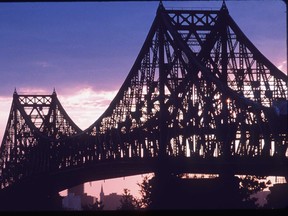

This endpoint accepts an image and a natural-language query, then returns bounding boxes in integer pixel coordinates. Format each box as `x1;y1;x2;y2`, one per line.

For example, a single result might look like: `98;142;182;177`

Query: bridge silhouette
0;1;287;210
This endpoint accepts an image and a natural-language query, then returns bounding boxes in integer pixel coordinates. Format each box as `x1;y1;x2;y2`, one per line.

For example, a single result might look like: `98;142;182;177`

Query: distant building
62;192;82;211
81;193;95;208
68;184;85;196
99;185;122;210
62;184;95;210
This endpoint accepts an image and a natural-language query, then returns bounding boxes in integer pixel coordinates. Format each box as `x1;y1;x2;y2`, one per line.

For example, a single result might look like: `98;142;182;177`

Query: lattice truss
0;91;82;188
57;3;287;166
0;3;287;188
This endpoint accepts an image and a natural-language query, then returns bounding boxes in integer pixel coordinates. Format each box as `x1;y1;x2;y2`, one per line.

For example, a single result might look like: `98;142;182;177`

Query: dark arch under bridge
0;1;287;208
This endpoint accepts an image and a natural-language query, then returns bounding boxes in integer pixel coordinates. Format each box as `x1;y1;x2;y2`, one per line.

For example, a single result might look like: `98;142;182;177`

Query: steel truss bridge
0;2;287;200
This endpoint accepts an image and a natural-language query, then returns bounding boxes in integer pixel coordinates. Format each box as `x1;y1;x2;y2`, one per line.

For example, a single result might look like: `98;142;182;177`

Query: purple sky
0;1;286;96
0;0;287;199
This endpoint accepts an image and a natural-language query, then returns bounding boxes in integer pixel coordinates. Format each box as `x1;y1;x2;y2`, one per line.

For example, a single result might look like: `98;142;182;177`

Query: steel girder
0;3;287;190
0;90;82;189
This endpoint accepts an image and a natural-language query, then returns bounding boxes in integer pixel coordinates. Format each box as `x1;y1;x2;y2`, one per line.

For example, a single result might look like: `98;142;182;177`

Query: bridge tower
149;2;242;209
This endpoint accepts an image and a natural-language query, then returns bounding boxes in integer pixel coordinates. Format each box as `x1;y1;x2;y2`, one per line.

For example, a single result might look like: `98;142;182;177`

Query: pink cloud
58;87;118;130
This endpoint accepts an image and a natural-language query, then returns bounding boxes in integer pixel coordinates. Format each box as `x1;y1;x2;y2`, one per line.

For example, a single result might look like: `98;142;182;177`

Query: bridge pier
266;183;288;209
0;182;63;211
0;191;62;211
149;172;242;210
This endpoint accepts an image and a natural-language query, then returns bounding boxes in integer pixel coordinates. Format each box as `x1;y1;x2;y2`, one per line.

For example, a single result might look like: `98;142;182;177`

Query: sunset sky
0;0;286;199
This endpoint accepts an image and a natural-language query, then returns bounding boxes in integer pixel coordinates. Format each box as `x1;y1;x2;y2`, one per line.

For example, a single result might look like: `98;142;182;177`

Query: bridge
0;1;287;210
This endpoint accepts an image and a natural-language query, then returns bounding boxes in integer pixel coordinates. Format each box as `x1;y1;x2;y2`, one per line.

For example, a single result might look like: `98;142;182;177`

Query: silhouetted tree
137;174;154;209
118;188;140;210
82;198;104;211
238;175;271;208
264;183;288;209
136;174;270;209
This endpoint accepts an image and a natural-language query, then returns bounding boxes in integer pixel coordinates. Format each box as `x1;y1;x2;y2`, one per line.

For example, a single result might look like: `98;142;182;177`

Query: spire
13;88;18;98
157;0;165;14
101;184;104;194
52;87;57;95
100;184;104;202
220;0;229;16
221;0;228;11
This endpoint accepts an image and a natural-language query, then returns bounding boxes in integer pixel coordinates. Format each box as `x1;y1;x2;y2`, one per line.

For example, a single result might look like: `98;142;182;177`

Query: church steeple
100;184;104;202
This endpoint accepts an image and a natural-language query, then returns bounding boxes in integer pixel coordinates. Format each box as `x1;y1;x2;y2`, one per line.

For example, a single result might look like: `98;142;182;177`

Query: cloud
58;87;117;130
277;60;287;74
0;96;13;143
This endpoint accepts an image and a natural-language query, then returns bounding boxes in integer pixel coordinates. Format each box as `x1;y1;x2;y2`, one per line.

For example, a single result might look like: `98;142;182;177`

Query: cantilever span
0;2;287;199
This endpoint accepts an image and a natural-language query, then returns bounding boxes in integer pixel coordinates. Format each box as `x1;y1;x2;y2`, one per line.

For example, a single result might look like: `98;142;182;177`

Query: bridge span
0;1;287;210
